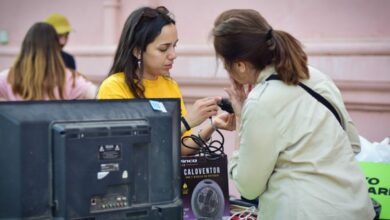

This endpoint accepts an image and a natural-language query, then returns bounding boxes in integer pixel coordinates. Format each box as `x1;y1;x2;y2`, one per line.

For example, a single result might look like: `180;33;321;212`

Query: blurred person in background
97;6;235;155
0;22;96;101
212;9;375;220
45;13;76;70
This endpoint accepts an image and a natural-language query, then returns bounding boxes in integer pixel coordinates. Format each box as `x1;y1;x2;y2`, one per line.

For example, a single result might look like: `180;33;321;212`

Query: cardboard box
181;155;230;220
359;162;390;219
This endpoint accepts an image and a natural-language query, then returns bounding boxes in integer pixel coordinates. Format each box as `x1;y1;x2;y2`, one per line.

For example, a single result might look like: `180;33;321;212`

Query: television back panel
52;120;182;219
0;100;182;220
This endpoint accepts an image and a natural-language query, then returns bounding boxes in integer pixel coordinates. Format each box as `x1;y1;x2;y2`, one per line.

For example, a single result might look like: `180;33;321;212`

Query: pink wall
2;0;389;46
1;0;389;196
0;0;389;141
0;0;104;46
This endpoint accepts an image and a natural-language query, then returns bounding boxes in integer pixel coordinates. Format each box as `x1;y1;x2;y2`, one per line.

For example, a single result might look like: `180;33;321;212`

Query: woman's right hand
185;96;220;128
224;78;247;119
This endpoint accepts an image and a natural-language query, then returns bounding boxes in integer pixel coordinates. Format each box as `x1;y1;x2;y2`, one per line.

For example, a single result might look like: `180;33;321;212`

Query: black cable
181;118;225;160
181;116;191;131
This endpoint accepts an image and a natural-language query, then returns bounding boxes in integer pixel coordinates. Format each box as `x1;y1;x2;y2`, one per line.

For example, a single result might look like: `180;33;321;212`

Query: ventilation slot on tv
64;128;81;139
135;125;150;135
110;126;133;136
81;127;109;138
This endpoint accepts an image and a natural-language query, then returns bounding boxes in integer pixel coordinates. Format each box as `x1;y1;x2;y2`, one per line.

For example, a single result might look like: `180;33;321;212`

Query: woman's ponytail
271;30;309;85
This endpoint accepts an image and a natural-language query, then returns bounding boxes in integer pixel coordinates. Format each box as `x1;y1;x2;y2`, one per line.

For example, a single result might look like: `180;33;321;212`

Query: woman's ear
132;48;141;59
234;61;247;73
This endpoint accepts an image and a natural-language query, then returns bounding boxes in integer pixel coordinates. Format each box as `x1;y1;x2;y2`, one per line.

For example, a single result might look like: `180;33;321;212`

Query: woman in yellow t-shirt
97;6;234;155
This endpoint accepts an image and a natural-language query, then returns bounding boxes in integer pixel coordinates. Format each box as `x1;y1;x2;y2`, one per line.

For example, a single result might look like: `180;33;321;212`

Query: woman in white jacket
212;9;375;220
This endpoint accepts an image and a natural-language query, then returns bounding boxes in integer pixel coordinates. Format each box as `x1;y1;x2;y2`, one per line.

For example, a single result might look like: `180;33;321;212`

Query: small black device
217;98;234;113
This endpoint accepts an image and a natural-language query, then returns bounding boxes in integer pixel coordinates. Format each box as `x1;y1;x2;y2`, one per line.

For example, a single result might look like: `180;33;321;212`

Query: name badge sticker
149;100;167;112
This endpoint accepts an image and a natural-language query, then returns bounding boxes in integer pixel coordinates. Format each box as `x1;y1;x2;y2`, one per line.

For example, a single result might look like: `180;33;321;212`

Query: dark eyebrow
159;39;179;47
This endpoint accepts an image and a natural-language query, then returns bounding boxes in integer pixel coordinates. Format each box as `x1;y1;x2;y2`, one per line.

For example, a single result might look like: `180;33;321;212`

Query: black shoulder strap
266;75;342;127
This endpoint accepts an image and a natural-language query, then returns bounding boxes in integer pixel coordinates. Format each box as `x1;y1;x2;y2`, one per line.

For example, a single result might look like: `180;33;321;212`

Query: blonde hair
8;22;66;100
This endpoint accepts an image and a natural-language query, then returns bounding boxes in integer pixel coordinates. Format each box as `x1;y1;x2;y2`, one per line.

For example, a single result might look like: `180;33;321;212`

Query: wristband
181;117;191;131
210;117;217;130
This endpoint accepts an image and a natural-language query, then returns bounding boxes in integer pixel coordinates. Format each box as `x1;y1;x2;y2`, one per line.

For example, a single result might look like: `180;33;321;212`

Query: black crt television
0;99;182;220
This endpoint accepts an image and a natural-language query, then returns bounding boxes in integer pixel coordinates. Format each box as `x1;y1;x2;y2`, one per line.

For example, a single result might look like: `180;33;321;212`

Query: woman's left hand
213;112;236;131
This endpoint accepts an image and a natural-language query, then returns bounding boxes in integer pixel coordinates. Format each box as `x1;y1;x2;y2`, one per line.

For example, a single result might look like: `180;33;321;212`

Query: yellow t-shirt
97;72;191;136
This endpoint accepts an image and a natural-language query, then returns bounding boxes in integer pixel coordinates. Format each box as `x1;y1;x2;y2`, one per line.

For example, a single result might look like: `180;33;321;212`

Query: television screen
0;99;182;220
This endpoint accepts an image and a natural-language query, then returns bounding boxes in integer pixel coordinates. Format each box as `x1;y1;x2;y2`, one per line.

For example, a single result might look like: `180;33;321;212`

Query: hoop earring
137;59;142;69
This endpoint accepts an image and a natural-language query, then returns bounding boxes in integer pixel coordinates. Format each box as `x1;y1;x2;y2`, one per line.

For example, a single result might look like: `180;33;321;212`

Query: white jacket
229;65;375;220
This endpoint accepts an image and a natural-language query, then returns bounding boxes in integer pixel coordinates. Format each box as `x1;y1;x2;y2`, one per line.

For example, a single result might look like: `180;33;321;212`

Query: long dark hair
109;6;175;98
212;9;308;85
8;22;66;100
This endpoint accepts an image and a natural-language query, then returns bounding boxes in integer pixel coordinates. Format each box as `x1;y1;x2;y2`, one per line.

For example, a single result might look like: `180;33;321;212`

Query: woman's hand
224;77;247;118
213;112;236;131
186;96;220;128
